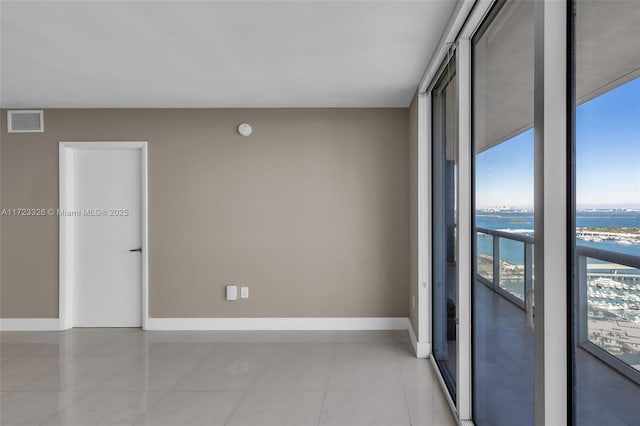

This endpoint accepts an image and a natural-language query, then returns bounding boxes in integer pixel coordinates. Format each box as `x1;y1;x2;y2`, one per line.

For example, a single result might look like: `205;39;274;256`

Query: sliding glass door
432;56;458;400
572;1;640;424
472;1;535;424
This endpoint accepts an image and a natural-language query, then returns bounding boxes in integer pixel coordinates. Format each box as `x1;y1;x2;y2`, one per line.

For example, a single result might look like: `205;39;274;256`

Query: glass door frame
533;1;571;424
417;0;571;424
430;52;459;402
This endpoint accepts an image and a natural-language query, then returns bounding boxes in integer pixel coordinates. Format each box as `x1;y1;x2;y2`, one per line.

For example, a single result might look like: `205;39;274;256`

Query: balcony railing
576;245;640;385
475;227;640;385
476;227;534;310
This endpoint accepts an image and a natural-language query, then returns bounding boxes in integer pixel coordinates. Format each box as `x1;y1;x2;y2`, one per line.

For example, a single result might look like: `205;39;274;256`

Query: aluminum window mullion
456;37;473;424
534;1;569;425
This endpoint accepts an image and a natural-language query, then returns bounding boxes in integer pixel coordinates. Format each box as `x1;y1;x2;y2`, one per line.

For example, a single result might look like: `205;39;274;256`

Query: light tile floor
0;330;456;426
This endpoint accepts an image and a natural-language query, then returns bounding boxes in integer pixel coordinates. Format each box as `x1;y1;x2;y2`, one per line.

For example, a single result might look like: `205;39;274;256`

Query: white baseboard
0;318;62;331
408;320;430;358
145;317;410;331
1;317;411;332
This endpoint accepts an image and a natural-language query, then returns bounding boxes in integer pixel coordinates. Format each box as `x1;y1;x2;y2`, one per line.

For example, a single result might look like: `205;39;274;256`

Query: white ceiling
0;0;458;108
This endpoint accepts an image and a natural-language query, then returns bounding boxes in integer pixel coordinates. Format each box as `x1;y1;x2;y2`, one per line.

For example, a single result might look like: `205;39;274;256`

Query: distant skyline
475;77;640;209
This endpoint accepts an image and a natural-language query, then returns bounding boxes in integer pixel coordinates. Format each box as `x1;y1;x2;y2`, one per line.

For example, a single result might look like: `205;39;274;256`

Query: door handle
129;248;142;252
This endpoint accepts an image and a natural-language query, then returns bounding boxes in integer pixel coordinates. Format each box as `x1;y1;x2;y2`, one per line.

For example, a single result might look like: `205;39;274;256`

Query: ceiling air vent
7;110;44;133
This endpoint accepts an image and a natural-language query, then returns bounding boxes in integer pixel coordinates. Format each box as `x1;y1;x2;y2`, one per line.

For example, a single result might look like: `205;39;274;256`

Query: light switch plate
240;287;249;299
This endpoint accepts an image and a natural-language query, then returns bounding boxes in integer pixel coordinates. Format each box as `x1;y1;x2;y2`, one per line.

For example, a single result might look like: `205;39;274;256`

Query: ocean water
475;210;640;319
475;210;640;260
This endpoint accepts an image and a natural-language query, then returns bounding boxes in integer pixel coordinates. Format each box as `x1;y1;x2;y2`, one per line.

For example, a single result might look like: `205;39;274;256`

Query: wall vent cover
7;110;44;133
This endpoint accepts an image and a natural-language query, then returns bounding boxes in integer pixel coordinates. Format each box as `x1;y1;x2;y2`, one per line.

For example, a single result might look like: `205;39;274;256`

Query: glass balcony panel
586;258;640;372
498;238;525;301
476;232;494;282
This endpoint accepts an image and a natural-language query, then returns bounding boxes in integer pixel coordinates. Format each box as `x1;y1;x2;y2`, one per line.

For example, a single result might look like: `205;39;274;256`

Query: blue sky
475;77;640;209
475;129;534;209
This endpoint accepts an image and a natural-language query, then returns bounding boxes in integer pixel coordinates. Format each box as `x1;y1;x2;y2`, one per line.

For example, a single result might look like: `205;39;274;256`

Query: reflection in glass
472;1;535;425
432;56;458;400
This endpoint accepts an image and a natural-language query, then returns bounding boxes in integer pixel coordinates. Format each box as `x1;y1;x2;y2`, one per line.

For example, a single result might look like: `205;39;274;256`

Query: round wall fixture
238;123;252;137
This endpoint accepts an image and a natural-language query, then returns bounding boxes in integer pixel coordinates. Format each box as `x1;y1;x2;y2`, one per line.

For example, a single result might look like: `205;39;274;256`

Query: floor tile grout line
78;352;148;394
222;387;252;426
401;370;416;426
315;342;337;426
35;389;92;426
126;389;171;426
166;351;211;392
3;331;434;426
70;331;129;357
397;341;417;426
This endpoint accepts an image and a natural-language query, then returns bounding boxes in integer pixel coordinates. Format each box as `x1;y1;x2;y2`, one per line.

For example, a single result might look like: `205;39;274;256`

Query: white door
71;146;143;327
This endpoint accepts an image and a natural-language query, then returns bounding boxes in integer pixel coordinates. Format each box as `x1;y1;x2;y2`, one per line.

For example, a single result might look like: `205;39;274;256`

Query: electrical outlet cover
226;285;238;301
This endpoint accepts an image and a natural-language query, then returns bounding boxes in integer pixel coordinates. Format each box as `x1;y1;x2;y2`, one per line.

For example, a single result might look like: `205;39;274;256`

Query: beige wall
408;93;419;335
1;108;409;319
1;115;60;317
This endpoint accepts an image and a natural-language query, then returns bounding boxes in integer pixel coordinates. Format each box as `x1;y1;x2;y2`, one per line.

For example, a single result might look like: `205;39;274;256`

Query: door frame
59;141;149;330
418;0;570;424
